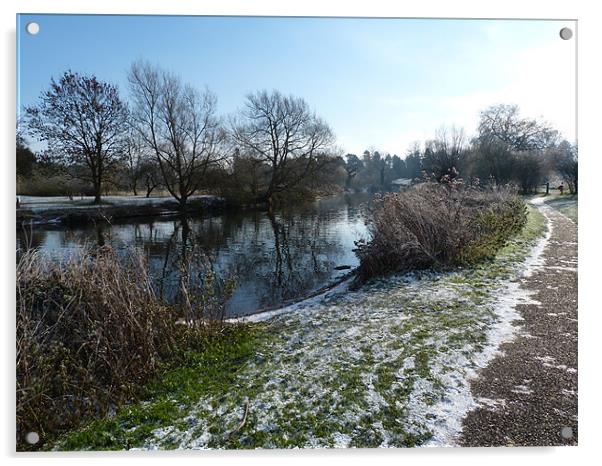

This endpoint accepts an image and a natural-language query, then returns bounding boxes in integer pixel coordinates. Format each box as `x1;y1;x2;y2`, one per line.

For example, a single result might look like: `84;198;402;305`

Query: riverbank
52;202;550;450
16;195;226;227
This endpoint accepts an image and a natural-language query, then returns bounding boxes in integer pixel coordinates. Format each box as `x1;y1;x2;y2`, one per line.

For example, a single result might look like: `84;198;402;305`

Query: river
16;193;372;317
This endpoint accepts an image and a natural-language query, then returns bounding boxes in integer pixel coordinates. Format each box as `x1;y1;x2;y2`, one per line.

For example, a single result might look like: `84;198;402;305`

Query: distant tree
391;155;406;179
355;149;385;191
404;143;423;180
469;137;516;184
16;138;36;178
305;152;346;193
422;126;467;181
379;154;392;188
230;90;336;209
555;141;578;194
128;61;226;210
372;151;387;188
139;159;163;198
513;152;544;193
343;153;363;190
122;127;147;196
478;104;558;151
471;104;563;191
25;71;128;203
225;148;271;202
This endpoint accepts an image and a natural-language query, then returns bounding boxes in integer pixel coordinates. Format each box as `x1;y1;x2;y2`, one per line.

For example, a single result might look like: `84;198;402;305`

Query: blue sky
17;15;576;155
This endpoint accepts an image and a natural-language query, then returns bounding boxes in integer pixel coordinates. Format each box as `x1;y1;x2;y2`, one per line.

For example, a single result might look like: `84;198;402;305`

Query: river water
16;193;372;317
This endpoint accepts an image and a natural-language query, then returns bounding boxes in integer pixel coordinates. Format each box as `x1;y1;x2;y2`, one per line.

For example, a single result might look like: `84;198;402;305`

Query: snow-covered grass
17;194;221;212
55;204;548;451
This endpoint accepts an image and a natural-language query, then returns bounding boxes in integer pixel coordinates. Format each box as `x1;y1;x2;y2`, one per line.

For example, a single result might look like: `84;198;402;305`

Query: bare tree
230;90;336;209
128;61;226;210
513;151;544;193
423;126;467;181
140;159;163;198
478;104;558;151
228;148;267;201
469;137;516;184
25;71;128;204
404;142;424;180
122;127;147;195
555;140;578;194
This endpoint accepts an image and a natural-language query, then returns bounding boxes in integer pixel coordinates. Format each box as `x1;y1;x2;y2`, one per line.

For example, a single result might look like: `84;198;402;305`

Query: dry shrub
354;181;526;284
16;246;227;449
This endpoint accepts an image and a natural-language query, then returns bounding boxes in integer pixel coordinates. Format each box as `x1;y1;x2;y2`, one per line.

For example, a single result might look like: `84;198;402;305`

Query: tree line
17;64;578;209
18;62;338;209
342;105;577;195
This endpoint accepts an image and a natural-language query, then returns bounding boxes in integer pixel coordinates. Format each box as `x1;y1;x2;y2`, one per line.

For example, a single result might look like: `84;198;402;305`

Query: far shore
16;194;227;227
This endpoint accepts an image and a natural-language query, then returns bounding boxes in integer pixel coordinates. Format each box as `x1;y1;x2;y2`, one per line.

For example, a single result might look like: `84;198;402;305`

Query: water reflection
16;194;372;317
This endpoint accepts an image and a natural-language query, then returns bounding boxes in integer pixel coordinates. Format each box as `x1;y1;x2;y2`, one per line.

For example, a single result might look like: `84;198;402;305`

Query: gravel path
461;200;578;446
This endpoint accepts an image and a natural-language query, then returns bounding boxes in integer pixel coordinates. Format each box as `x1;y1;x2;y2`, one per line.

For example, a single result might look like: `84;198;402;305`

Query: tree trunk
90;164;102;204
178;196;188;212
94;155;103;204
93;184;102;204
266;194;274;216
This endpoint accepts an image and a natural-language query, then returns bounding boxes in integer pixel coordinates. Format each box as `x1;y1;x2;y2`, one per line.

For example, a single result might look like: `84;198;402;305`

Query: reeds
354;180;527;284
16;245;228;449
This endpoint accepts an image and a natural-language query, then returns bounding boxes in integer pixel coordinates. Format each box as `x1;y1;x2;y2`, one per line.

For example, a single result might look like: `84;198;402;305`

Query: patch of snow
521;206;553;278
476;397;507;410
401;357;415;372
331;432;352;448
512;384;533;395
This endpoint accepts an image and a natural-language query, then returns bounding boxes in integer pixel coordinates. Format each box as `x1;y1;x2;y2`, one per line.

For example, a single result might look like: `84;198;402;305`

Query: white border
2;1;599;465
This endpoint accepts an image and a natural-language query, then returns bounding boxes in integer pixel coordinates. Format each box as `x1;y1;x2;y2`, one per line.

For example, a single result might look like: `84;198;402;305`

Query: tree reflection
155;215;232;324
16;195;370;317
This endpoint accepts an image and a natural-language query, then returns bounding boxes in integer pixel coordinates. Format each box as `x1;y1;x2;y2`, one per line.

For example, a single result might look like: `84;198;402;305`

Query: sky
16;14;577;156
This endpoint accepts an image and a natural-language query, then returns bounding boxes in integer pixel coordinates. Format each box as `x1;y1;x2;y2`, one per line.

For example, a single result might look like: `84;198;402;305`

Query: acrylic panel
16;14;577;451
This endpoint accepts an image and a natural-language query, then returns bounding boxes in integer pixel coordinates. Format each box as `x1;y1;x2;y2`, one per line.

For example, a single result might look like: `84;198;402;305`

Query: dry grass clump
16;246;228;449
354;180;527;284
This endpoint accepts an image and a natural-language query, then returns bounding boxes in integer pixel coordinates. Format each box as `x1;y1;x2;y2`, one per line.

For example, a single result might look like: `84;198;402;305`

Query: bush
353;180;527;284
17;170;94;197
16;246;229;450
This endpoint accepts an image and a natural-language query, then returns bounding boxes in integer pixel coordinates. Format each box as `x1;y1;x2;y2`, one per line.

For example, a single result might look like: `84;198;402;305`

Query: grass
55;324;264;451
